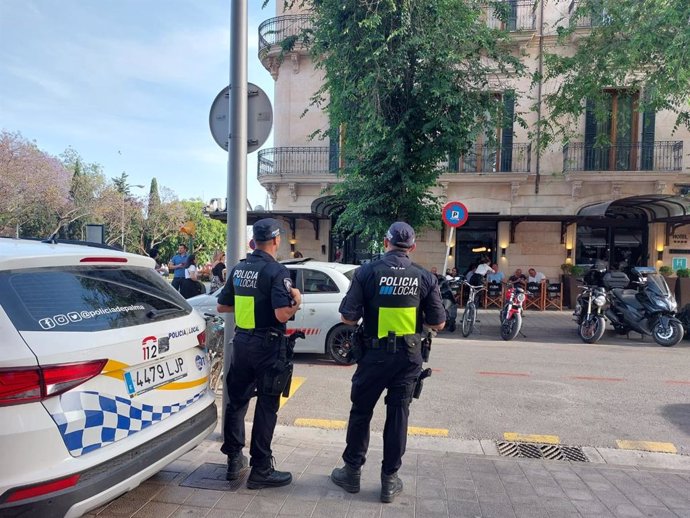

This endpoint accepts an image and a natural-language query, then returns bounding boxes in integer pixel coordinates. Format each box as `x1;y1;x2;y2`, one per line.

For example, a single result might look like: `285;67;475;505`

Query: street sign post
209;83;273;153
441;201;469;275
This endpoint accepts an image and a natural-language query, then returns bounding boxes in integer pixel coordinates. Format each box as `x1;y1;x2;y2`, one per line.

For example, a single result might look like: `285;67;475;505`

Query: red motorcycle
500;284;526;340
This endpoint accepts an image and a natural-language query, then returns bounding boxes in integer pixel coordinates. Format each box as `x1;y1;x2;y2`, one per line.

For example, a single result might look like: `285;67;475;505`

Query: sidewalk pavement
90;424;690;518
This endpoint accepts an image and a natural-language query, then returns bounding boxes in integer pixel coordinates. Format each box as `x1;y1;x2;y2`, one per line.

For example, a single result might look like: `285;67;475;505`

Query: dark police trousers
221;330;281;468
343;344;422;475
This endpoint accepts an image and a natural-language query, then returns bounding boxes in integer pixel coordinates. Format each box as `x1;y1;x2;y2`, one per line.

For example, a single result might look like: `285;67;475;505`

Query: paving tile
446;487;478;502
213;492;255;511
183;489;224;508
416;477;447;499
447;499;482;518
346;500;383;518
152;486;196;505
610;503;645;518
244;493;287;514
478;502;517;518
169;505;209;518
311;499;351;518
416;497;449;516
512;503;550;518
131;501;180;518
204;510;243;518
636;507;680;518
278;497;318;516
99;497;148;516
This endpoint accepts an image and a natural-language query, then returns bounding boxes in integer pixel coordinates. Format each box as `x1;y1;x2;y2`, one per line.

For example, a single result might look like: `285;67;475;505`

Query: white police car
189;259;358;364
0;238;217;517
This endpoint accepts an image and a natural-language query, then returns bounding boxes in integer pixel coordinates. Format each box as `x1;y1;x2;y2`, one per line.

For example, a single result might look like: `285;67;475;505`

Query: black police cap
386;221;416;248
253;218;283;242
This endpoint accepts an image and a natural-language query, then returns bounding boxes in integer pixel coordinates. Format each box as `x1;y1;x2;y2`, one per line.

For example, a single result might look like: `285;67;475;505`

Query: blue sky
0;0;275;208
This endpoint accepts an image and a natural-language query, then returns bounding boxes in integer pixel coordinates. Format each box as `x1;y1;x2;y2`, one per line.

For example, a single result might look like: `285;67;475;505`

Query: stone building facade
226;1;690;282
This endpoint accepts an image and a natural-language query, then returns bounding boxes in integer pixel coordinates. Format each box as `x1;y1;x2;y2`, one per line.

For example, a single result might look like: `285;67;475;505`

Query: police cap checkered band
253;218;283;242
385;221;415;248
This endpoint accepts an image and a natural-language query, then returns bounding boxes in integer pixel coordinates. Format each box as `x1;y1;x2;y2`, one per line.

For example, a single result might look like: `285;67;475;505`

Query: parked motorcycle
500;283;526;340
604;270;684;347
439;276;460;332
573;283;608;343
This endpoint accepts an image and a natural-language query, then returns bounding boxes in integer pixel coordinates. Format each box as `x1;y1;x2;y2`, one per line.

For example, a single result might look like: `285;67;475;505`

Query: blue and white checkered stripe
51;390;205;456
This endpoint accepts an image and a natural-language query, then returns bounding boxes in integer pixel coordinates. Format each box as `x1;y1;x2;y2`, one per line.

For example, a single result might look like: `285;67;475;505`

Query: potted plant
659;265;673;277
561;263;586;309
675;268;690;308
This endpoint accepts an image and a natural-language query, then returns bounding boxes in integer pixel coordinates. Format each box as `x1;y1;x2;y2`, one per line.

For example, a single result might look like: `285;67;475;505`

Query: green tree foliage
540;0;690;145
307;0;525;240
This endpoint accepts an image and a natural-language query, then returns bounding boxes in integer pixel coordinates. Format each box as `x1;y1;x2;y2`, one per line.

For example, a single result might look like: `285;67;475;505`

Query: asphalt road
272;311;690;455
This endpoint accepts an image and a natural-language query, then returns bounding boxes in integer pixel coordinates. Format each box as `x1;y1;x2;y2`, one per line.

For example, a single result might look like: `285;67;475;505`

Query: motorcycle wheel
500;313;522;341
461;304;475;337
652;319;684;347
578;315;606;344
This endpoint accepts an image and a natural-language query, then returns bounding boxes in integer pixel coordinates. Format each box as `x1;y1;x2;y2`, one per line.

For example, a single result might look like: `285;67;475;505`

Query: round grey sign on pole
209;83;273;153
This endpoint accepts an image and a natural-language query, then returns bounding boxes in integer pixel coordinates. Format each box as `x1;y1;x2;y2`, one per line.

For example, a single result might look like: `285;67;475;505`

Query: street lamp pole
121;184;145;252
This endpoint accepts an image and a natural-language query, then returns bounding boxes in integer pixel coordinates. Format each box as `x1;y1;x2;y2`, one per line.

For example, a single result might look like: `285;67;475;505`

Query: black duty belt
235;327;282;336
365;337;407;353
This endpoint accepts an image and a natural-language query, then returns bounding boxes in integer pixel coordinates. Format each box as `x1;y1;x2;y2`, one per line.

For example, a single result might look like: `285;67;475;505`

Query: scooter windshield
645;273;672;297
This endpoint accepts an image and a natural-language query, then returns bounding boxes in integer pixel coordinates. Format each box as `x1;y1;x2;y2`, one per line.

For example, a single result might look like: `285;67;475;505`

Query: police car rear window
0;266;191;332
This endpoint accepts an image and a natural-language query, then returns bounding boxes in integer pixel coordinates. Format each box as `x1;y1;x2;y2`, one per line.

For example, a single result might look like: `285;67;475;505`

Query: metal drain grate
497;442;589;462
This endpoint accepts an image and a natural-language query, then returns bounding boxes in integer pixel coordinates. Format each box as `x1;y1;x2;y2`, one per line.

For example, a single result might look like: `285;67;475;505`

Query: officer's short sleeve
217;266;236;306
270;264;293;310
338;266;366;322
420;270;446;326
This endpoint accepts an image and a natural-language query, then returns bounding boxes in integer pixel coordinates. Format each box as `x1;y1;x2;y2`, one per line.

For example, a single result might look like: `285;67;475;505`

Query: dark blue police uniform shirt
339;250;445;327
217;250;293;328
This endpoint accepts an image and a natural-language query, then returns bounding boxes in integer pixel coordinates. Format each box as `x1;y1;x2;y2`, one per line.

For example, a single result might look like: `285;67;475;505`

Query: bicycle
460;280;486;337
205;314;226;396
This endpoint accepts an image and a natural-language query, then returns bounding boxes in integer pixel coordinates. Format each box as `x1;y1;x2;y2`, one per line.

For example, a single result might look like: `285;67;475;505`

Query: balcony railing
563;141;683;172
258;15;313;59
484;1;536;32
446;143;531;173
568;0;611;28
258;147;336;179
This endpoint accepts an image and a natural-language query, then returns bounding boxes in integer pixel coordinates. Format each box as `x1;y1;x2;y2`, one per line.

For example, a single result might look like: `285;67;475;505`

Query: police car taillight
4;474;80;503
197;330;206;348
0;359;107;406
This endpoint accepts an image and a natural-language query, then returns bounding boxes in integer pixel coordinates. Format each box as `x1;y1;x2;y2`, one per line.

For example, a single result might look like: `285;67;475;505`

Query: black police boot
330;464;361;493
380;471;403;503
246;458;292;490
226;453;248;481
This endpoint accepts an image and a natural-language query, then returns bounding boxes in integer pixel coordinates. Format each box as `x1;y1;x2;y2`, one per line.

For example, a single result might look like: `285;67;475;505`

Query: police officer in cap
331;222;445;503
217;218;302;489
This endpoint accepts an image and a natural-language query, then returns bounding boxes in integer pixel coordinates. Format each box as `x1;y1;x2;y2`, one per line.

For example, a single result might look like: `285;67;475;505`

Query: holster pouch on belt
413;368;432;399
386;331;397;353
421;331;432;362
261;331;304;397
403;334;422;360
347;325;364;362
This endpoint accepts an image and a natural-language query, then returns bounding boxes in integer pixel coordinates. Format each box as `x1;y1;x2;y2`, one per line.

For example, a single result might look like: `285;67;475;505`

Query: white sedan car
189;259;358;364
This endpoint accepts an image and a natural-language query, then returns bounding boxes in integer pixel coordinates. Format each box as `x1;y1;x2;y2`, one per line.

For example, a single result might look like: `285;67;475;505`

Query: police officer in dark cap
331;221;445;503
217;218;302;489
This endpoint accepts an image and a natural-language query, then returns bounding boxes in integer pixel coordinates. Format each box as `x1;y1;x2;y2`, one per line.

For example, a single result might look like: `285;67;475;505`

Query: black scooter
438;276;459;332
604;270;684;347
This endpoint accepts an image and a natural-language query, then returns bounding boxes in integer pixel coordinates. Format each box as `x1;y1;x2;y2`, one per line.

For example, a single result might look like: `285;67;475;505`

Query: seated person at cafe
527;268;546;284
471;256;494;285
508;268;527;286
487;263;504;284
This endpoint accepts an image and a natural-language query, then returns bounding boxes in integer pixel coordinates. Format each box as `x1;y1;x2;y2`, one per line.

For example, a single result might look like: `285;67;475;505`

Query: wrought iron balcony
568;0;611;29
446;143;531;173
484;1;536;32
258;147;336;179
258;15;313;60
563;141;683;173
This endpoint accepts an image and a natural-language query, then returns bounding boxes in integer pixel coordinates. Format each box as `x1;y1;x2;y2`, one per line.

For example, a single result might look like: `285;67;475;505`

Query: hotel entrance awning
578;195;690;223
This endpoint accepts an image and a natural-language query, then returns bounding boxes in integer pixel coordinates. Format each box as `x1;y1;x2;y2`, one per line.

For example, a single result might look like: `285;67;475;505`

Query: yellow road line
294;418;347;429
504;432;560;444
616;440;677;454
407;426;449;437
279;376;306;409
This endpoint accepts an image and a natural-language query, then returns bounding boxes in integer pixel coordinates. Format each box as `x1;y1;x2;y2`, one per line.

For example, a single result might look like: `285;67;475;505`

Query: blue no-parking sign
442;201;469;228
